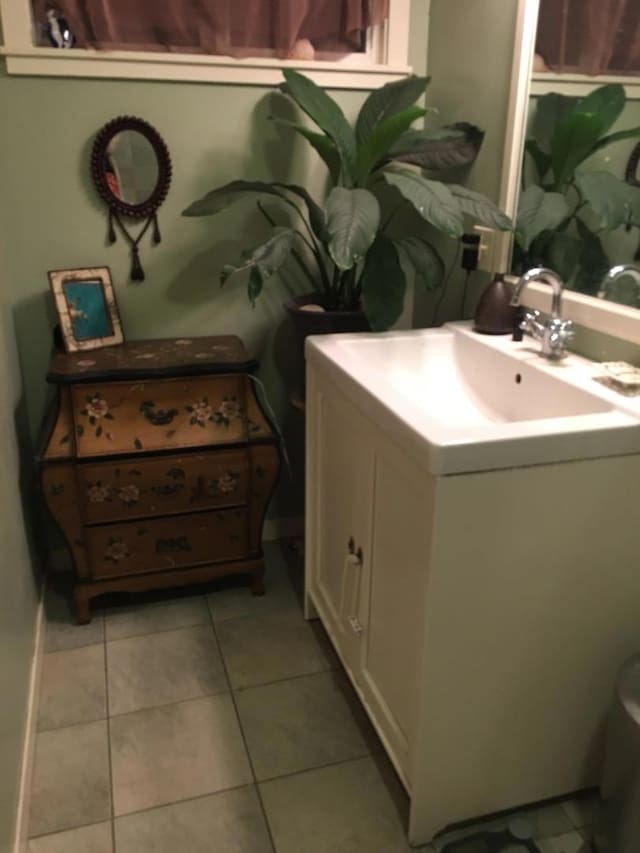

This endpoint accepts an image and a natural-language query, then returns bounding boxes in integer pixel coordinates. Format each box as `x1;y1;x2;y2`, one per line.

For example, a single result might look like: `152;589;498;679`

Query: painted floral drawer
69;375;247;458
86;508;249;580
77;449;250;524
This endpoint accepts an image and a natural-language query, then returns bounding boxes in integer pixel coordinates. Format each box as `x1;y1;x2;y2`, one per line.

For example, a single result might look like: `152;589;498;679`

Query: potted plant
183;70;511;338
514;83;640;295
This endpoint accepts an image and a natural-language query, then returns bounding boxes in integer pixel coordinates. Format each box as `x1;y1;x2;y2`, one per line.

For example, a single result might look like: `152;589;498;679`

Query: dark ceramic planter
285;293;370;366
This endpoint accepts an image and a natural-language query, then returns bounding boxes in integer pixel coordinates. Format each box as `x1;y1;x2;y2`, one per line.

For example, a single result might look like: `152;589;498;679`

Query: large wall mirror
510;0;640;310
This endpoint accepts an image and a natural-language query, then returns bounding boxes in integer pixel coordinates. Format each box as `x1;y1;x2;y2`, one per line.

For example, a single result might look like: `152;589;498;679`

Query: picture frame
48;267;124;353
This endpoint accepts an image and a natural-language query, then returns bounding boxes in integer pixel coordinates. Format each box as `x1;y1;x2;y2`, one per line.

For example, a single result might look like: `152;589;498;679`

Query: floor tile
27;821;113;852
561;793;604;830
37;645;106;731
537;831;588;852
114;786;272;853
110;695;252;816
107;625;227;715
44;588;104;653
260;755;431;853
104;596;209;642
216;614;335;689
236;670;377;780
207;542;301;623
29;721;111;838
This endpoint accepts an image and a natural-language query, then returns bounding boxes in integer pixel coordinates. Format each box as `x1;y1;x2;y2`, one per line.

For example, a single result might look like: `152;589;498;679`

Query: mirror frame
90;115;172;218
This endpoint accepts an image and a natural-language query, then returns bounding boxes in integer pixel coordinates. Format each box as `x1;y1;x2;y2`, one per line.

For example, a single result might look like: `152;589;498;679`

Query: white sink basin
306;322;640;474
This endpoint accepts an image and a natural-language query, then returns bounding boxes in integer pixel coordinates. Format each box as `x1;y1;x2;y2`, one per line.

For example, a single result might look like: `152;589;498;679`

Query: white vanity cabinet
305;340;640;846
305;366;434;791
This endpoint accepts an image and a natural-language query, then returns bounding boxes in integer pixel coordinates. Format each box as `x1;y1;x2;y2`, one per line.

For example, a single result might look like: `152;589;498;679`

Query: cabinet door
356;430;435;788
305;372;371;676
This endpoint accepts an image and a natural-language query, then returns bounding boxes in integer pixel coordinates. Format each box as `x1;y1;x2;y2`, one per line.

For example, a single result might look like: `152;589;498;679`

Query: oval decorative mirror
91;116;171;282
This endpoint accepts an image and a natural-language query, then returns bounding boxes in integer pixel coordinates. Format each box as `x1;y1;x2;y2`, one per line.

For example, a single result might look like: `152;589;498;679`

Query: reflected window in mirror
535;0;640;77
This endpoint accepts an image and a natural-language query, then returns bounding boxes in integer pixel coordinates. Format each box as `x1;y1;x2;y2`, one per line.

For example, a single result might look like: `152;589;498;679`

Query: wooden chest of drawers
39;336;280;623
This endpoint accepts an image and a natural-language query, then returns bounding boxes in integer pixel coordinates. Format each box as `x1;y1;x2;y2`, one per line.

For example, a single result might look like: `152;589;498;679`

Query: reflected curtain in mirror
30;0;389;58
536;0;640;76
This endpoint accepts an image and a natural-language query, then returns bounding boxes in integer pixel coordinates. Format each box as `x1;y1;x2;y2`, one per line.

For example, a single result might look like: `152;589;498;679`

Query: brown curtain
32;1;389;56
536;0;640;76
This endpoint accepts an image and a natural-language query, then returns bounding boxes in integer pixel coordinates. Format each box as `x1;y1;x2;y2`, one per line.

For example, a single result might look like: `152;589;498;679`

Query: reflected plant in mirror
513;84;640;302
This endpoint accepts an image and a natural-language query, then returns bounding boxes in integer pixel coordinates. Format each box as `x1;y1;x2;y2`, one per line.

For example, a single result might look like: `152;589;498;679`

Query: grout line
255;751;374;787
103;618;213;646
207;595;278;853
103;632;117;853
28;817;113;842
110;782;258;823
228;663;337;694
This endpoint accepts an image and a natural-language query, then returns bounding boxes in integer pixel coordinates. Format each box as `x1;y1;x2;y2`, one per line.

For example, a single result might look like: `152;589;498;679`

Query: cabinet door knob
348;616;364;635
355;547;363;564
347;536;355;555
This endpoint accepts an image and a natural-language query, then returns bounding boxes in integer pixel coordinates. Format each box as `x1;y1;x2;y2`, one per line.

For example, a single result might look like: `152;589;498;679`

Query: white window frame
0;0;412;88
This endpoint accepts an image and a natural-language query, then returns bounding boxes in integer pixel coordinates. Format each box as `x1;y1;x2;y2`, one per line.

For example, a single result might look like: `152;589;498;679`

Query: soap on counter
473;273;516;335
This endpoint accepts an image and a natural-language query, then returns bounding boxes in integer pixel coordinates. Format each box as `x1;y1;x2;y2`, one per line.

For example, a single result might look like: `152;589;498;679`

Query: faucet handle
520;310;545;339
547;318;574;357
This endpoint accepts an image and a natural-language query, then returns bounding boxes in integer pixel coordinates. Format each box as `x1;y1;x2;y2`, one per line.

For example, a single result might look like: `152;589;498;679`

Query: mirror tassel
130;245;145;282
152;213;161;245
107;210;117;244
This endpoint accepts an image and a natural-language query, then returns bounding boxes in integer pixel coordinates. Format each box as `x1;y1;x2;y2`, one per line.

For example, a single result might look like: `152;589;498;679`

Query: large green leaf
575;171;639;231
269;117;342;184
525;139;552;183
355;75;430;146
574;219;610;295
533;92;579;152
355;105;426;185
325;187;380;270
393;237;444;292
220;227;296;297
384;169;464;237
448;185;512;230
516;185;569;250
361;236;406;331
281;69;357;185
545;231;582;283
551;84;626;187
388;122;484;171
182;180;284;217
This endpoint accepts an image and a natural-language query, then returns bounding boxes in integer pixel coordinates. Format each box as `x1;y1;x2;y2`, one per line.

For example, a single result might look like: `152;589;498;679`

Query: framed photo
48;267;124;353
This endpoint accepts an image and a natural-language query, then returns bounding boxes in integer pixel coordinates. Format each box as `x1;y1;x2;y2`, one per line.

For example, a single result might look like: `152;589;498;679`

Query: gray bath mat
439;819;542;852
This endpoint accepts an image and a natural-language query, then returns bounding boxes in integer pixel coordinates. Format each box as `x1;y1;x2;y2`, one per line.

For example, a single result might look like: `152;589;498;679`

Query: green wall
0;287;40;853
0;0;429;521
0;6;426;844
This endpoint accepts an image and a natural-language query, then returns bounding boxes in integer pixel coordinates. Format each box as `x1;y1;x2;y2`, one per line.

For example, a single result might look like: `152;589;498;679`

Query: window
0;0;411;88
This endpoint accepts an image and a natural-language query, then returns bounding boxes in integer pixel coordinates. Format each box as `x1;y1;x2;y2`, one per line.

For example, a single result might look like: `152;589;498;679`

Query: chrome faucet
510;267;574;360
598;265;640;306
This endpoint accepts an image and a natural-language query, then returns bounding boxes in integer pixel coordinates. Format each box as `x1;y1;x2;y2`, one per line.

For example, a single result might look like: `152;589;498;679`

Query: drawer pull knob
140;401;178;426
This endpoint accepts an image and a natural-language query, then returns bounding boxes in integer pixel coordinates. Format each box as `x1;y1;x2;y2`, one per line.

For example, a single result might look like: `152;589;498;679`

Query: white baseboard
13;591;45;853
263;515;304;542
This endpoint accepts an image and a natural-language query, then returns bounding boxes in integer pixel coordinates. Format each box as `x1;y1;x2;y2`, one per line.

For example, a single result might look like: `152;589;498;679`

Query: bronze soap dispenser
473;273;516;335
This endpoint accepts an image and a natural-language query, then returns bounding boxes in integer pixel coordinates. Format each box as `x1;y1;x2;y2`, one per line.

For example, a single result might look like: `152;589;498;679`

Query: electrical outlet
474;225;513;273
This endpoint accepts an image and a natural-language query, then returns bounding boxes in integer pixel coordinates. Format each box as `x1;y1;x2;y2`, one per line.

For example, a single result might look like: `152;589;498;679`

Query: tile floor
29;541;602;852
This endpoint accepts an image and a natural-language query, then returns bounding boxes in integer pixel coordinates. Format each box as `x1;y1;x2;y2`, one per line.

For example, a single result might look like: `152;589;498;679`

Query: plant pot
285;293;370;367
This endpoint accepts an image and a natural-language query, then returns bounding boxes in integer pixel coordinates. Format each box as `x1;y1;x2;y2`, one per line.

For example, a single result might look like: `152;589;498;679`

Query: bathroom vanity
305;323;640;845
